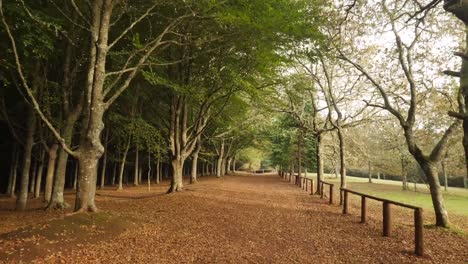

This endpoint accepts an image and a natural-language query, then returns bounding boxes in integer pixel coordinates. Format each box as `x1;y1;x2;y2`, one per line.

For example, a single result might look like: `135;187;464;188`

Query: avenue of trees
0;0;467;229
0;0;325;211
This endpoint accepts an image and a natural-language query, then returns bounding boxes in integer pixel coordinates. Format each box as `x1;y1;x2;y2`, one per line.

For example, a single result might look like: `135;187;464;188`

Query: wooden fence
279;171;424;256
341;188;424;256
320;181;334;204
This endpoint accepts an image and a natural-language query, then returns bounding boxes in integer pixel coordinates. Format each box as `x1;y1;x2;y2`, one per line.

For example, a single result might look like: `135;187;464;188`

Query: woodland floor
0;173;467;263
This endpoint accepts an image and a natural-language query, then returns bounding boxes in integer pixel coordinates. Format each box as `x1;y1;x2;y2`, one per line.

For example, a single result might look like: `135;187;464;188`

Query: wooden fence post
342;190;348;214
329;185;334;204
305;179;308;192
383;201;391;237
320;183;324;199
414;208;424;256
361;196;367;223
310;180;314;195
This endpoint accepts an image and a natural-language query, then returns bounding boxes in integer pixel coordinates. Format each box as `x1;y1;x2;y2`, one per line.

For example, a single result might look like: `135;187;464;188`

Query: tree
443;0;468;189
339;0;460;227
1;0;199;211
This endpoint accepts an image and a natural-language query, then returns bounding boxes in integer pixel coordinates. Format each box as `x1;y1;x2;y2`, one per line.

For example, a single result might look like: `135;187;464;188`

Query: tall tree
339;0;460;227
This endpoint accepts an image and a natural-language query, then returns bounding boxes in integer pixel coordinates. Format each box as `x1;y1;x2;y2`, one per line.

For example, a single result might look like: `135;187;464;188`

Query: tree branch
0;1;77;157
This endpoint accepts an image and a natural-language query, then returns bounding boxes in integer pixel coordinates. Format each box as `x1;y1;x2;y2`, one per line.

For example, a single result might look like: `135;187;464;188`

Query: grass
302;173;468;217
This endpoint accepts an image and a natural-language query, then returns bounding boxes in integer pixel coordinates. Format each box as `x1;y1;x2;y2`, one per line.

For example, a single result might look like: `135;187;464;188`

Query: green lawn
303;174;468;216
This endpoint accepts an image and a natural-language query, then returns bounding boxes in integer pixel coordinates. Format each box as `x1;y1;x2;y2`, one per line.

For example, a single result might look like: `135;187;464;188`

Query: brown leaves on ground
0;173;466;263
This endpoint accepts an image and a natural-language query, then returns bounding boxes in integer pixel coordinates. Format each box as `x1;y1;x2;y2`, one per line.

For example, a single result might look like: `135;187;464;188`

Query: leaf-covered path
1;173;467;263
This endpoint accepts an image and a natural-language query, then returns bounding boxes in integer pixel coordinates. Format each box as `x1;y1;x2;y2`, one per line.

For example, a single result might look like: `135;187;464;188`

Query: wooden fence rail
279;171;424;257
297;176;314;195
341;188;424;256
320;181;334;204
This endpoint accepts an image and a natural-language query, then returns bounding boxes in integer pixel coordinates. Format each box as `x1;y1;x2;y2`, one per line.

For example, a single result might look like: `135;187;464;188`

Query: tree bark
16;107;36;211
74;149;100;212
441;159;448;191
112;163;117;186
169;158;184;192
221;158;227;176
100;127;109;189
156;159;160;184
315;133;323;194
216;140;225;177
147;152;151;191
48;119;77;209
296;131;302;185
134;146;139;186
44;144;58;202
459;25;468;189
402;158;408;191
227;158;232;174
7;145;17;196
10;154;18;198
337;127;346;189
418;159;449;226
232;157;236;173
368;161;373;183
34;149;45;198
29;159;37;194
73;162;78;190
118;137;131;191
138;163;142;184
190;138;201;184
289;158;295;183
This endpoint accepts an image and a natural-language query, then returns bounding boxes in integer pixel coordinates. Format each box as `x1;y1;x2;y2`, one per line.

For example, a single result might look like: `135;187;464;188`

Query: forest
0;0;467;262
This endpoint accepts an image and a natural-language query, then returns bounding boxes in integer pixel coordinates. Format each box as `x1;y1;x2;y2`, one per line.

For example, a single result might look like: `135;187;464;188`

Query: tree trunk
418;159;449;227
100;127;109;189
460;25;468;189
289;159;295;183
336;127;346;205
296;132;302;185
233;157;236;173
10;153;18;198
73;162;78;190
44;144;58;202
147;152;151;191
191;153;199;184
227;158;232;174
118;138;131;191
316;133;323;194
112;163;117;186
48;120;77;209
29;159;37;194
74;148;100;212
441;159;448;191
47;147;70;209
16;108;36;211
7;145;18;196
337;128;346;188
368;160;372;183
169;158;184;192
402;159;408;191
34;149;45;198
216;140;225;177
134;146;139;186
221;158;227;176
156;159;160;184
139;163;142;184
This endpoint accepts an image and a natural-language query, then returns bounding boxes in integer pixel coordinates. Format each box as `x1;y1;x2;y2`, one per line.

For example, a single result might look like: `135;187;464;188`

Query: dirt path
0;173;467;263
